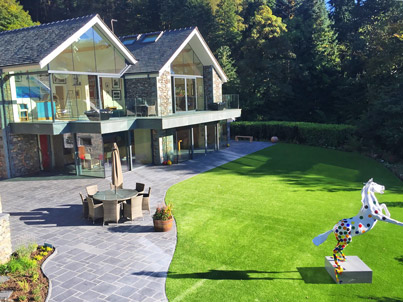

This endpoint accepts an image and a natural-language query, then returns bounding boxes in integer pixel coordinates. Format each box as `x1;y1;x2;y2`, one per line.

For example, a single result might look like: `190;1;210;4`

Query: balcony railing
5;94;239;124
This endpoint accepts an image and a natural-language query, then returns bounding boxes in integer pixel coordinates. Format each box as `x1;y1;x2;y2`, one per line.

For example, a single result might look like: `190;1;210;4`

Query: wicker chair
142;187;151;214
135;182;145;194
86;185;98;197
103;200;120;225
79;192;89;219
87;196;103;224
123;195;143;221
110;183;123;190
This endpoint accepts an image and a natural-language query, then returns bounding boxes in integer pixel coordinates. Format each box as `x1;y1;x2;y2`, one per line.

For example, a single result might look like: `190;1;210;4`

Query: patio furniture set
79;182;152;225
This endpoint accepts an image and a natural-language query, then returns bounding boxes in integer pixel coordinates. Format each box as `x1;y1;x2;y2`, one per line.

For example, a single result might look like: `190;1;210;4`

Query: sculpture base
325;256;372;284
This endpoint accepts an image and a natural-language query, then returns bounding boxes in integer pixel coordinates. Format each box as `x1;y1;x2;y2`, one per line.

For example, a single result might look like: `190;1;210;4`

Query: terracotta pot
153;218;173;232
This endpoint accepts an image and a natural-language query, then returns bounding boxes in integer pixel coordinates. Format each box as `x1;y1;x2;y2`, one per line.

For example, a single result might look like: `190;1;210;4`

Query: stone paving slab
0;141;272;301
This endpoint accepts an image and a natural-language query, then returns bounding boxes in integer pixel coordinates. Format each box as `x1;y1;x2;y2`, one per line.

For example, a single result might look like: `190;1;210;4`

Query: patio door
174;77;197;112
39;135;51;171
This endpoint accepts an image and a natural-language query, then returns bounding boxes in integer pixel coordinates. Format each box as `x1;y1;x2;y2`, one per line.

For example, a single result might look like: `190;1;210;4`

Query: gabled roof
0;14;136;69
121;27;227;82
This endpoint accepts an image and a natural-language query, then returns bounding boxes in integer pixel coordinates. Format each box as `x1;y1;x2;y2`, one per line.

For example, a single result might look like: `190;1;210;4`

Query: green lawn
165;143;403;302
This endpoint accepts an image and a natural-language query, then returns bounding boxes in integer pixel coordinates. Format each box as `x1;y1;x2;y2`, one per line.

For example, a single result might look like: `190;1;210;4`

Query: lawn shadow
133;269;301;281
297;267;335;284
357;296;403;302
384;202;403;208
395;256;403;264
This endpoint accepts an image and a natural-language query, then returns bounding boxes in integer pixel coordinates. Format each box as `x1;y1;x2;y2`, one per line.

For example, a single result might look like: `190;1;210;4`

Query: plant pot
153;218;173;232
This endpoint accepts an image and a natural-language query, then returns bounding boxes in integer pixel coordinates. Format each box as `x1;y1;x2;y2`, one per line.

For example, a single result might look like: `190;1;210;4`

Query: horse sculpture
313;178;403;283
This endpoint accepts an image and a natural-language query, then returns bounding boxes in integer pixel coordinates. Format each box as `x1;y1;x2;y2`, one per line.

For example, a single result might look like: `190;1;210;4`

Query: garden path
1;140;272;302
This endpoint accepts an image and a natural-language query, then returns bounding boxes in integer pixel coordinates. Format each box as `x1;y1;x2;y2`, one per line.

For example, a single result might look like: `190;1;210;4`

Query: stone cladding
8;134;40;177
157;68;173;116
0;213;12;265
203;66;223;105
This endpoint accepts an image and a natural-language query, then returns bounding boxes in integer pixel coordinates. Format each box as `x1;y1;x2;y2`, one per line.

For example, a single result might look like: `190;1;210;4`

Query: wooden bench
235;135;253;142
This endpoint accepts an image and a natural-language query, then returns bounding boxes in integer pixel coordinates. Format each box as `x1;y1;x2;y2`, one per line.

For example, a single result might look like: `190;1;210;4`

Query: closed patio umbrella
111;142;123;191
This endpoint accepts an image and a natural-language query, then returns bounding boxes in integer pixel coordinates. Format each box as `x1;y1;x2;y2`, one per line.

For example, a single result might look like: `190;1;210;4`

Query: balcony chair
87;196;103;224
123;195;143;221
79;192;89;219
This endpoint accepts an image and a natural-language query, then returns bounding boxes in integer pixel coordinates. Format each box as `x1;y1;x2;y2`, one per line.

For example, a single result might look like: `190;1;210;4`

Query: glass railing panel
125;97;157;117
222;94;239;109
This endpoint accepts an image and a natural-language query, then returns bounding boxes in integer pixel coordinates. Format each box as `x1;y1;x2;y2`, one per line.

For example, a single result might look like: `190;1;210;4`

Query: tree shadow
357;296;403;302
395;256;403;264
384;202;403;208
132;269;301;281
297;267;335;284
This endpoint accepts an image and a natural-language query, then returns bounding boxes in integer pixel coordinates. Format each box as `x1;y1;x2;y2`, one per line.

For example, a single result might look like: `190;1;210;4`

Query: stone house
0;14;240;179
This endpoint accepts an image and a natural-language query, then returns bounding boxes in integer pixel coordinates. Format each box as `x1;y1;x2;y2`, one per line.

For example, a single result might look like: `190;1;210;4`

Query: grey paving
0;141;272;301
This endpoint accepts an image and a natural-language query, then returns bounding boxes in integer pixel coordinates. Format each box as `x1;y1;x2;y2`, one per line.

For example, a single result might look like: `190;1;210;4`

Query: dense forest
1;0;402;157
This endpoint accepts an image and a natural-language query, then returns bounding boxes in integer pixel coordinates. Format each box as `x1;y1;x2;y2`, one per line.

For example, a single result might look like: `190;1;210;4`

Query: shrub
231;121;357;149
153;204;173;221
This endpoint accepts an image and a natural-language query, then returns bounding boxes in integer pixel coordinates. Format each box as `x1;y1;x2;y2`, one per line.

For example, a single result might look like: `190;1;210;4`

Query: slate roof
121;27;195;74
0;14;96;68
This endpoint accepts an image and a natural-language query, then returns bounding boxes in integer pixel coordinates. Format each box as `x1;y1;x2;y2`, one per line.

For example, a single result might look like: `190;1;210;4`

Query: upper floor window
171;45;203;76
49;26;126;74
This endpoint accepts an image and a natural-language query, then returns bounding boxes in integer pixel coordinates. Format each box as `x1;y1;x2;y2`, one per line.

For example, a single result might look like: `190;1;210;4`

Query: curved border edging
162;190;178;302
41;247;57;302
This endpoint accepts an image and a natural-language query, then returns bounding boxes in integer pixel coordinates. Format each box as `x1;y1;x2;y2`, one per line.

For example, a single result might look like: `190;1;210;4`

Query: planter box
85;109;112;121
153;218;173;232
208;102;226;111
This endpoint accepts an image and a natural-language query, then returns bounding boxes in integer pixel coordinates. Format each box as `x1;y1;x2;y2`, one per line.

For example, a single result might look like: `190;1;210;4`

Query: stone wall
0;131;7;179
0;213;12;264
124;77;158;114
8;134;40;177
151;129;175;164
204;66;223;105
157;68;173;116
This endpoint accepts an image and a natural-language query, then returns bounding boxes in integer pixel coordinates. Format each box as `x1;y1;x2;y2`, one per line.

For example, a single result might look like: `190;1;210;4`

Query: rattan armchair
123;195;143;221
86;185;98;197
135;182;145;194
103;200;120;225
79;192;89;219
142;187;151;214
87;196;103;224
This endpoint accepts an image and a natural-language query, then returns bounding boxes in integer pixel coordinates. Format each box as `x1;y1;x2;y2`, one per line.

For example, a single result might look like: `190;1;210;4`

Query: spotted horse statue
312;178;403;283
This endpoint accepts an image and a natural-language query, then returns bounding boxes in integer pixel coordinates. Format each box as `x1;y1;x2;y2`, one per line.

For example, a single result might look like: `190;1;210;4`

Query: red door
39;135;51;171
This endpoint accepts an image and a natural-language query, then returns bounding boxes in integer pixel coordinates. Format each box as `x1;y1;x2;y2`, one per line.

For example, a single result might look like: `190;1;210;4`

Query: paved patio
1;141;272;302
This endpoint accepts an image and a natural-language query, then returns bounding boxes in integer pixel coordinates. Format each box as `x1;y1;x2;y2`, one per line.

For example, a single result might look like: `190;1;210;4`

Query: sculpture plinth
325;256;372;284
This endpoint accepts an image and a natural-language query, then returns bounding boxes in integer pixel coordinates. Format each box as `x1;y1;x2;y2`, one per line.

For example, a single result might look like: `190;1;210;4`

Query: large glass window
171;45;203;76
49;26;127;75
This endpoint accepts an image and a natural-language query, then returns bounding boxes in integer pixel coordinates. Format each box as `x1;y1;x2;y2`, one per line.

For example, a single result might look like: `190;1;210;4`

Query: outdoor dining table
93;189;138;202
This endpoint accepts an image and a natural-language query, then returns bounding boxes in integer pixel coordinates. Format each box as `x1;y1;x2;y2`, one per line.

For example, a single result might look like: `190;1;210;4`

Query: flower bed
0;244;54;302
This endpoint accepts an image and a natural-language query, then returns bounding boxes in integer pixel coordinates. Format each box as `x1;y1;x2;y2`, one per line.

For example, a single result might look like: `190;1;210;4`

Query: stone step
325;256;372;284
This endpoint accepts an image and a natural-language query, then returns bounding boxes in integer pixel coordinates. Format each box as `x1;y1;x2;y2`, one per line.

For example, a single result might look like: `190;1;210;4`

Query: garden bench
235;135;253;142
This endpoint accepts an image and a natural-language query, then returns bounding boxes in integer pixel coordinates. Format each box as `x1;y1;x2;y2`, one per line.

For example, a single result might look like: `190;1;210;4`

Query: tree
211;0;245;51
0;0;38;32
216;46;239;92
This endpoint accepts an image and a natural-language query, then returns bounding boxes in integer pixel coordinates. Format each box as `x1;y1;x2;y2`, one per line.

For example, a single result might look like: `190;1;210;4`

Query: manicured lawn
165;143;403;302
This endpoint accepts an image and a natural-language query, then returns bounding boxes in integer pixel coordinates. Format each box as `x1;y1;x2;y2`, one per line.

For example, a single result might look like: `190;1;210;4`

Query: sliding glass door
174;77;198;112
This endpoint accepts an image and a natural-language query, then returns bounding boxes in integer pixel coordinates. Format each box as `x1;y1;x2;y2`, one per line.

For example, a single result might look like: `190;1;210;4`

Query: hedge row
230;121;357;148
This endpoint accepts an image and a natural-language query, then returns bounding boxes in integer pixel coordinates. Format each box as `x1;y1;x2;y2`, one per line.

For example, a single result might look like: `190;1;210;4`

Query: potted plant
153;203;173;232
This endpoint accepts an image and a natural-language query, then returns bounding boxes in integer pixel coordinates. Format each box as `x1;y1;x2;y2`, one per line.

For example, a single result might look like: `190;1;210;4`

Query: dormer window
123;39;136;45
141;32;163;43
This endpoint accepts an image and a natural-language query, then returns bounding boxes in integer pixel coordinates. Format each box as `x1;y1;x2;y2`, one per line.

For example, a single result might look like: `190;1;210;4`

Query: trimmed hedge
230;121;357;148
